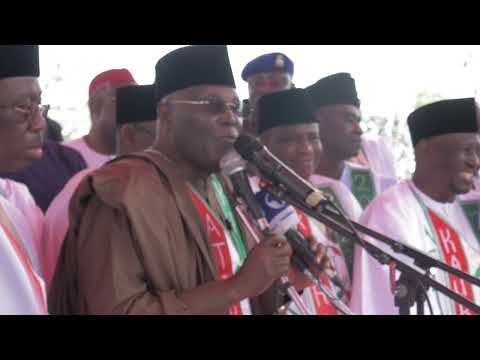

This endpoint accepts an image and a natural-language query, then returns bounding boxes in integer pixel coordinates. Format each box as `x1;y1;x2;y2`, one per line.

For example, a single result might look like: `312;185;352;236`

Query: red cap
88;68;136;96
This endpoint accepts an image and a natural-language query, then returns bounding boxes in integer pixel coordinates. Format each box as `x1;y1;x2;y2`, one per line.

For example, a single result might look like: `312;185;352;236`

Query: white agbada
0;192;46;314
350;180;480;315
0;178;43;274
42;167;97;290
64;136;114;168
350;135;397;179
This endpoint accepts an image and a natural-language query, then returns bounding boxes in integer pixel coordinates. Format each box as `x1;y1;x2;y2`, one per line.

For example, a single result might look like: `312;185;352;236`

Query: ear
314;110;328;132
88;95;103;118
157;101;174;135
415;138;435;162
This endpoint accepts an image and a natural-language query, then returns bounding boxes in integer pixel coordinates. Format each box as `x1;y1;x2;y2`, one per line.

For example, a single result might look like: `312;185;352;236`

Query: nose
471;151;480;171
220;106;242;130
298;139;314;155
352;120;363;135
30;108;46;134
464;149;480;177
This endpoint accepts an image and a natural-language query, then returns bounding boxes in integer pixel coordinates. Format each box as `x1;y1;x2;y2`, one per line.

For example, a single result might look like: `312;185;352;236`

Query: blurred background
38;45;480;179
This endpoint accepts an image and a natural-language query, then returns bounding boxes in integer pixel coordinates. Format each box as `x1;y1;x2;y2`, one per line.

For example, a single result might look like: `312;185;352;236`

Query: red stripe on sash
295;209;337;315
0;223;46;314
428;209;475;315
188;188;243;315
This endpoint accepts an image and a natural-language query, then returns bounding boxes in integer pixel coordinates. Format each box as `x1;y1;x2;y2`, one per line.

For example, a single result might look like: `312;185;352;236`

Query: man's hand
233;234;292;299
289;235;335;291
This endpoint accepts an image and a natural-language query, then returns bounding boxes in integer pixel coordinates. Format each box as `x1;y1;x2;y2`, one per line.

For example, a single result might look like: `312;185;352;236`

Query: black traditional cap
154;45;236;102
306;72;360;109
407;98;478;146
116;84;157;125
0;45;40;80
257;88;317;134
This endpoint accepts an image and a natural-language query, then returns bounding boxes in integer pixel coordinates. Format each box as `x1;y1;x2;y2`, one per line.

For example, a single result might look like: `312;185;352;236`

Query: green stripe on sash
210;174;247;262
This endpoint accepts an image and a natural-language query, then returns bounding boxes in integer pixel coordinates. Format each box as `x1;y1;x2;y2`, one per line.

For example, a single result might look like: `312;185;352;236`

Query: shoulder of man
73;154;171;211
360;180;412;223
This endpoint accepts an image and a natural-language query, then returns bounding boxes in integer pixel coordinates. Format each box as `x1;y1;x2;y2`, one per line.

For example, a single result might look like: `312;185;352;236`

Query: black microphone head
219;149;247;177
234;134;263;161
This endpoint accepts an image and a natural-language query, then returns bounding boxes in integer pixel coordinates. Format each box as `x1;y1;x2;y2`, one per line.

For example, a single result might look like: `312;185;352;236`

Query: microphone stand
225;176;354;315
262;182;480;315
235;200;353;315
294;258;355;315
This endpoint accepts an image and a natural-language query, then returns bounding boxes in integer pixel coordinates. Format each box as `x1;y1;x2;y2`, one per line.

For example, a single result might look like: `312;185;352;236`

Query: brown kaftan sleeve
49;158;213;315
72;195;197;314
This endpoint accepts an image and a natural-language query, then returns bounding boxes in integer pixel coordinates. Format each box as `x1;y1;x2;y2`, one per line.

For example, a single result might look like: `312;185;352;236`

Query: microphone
219;149;269;229
256;186;348;296
220;150;351;313
220;149;330;278
233;134;328;209
220;149;312;315
255;186;326;273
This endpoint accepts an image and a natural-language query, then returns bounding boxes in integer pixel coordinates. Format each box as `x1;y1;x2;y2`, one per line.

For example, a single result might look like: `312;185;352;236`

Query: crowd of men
1;44;479;315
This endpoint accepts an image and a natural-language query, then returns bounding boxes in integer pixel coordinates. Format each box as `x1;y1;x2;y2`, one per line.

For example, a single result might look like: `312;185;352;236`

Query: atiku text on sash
428;209;476;315
295;209;337;315
188;187;243;315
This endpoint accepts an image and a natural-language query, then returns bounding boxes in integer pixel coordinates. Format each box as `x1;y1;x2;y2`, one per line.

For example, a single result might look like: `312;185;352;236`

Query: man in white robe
307;73;397;210
351;98;480;315
0;45;47;314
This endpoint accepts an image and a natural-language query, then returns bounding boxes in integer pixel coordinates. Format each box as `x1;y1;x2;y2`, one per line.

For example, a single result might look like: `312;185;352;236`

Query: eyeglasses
0;101;47;124
167;99;243;117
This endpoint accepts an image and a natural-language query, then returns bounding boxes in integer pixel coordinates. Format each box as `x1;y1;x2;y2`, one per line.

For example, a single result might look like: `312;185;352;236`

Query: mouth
219;135;238;144
25;142;44;159
28;141;43;148
298;158;315;166
458;171;477;188
292;159;315;177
